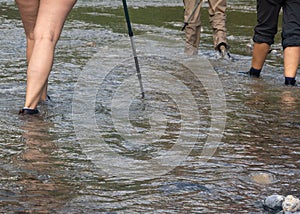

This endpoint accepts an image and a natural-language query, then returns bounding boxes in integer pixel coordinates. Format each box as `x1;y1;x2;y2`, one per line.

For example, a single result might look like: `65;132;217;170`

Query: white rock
282;195;300;212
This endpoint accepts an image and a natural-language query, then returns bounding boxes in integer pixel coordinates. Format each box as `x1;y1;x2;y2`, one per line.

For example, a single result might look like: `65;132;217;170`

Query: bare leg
284;46;300;78
251;42;270;70
15;0;49;102
16;0;76;109
15;0;39;63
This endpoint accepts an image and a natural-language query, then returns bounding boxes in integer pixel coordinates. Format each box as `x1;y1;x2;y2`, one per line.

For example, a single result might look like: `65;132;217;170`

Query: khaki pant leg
208;0;227;49
183;0;202;55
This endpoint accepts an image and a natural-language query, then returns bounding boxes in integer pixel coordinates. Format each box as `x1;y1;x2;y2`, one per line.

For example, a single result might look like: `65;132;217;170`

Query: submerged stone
251;172;276;185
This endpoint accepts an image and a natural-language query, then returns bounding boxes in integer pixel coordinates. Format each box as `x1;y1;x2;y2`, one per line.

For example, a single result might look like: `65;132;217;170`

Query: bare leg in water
250;42;299;85
16;0;77;113
284;46;300;79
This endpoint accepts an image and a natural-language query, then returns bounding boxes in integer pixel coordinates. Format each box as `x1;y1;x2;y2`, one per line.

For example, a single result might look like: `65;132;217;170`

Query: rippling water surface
1;0;299;213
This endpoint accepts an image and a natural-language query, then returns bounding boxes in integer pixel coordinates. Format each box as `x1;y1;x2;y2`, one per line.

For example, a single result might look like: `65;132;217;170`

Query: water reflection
281;90;297;111
7;114;75;213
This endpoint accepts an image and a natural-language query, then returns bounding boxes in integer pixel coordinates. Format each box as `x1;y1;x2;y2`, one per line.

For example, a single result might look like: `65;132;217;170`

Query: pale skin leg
16;0;76;109
284;46;300;78
15;0;49;101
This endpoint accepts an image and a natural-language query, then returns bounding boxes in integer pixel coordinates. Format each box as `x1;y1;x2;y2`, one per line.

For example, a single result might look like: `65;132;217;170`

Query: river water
1;0;300;213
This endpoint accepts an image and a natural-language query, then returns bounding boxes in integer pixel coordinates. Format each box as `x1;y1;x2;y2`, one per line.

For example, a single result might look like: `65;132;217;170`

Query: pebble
282;195;300;212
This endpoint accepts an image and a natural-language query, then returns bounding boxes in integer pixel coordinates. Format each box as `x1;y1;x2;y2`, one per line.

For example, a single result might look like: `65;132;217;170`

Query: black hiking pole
182;0;202;31
122;0;145;99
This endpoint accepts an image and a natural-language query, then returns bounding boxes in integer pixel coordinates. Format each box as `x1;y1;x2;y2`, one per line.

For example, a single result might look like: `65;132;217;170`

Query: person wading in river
248;0;300;86
183;0;229;57
16;0;77;115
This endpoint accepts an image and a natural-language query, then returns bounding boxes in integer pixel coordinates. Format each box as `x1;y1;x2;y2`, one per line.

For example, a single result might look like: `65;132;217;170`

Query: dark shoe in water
19;107;39;115
247;67;261;78
285;78;296;86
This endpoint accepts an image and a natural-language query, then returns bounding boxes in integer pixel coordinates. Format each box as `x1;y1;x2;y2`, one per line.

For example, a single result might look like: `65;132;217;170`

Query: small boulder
263;194;285;212
282;195;300;212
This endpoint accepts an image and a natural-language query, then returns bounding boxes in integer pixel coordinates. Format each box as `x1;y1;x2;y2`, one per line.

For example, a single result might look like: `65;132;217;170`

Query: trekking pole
122;0;145;99
182;0;203;31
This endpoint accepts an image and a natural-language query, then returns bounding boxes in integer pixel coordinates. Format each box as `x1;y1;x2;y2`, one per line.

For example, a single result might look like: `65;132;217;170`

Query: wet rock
282;195;300;212
251;172;276;185
263;194;285;213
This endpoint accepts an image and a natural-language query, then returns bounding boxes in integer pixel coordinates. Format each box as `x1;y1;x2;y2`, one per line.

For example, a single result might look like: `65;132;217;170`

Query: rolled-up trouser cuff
253;34;274;46
283;36;300;49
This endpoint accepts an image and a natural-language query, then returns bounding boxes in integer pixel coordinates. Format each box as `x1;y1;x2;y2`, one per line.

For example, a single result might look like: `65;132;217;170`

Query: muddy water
1;1;300;213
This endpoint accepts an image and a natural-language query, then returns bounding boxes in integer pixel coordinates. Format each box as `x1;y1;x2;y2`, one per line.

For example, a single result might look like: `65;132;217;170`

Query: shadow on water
0;0;300;213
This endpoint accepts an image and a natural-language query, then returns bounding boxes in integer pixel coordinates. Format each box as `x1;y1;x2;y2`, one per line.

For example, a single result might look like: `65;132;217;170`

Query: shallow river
1;0;300;213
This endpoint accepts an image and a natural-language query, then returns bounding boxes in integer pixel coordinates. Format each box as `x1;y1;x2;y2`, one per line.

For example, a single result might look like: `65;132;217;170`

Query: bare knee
33;30;58;46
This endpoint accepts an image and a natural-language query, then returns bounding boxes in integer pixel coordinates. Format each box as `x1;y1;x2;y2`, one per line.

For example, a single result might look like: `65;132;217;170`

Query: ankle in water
19;107;39;115
249;67;261;78
285;77;296;86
